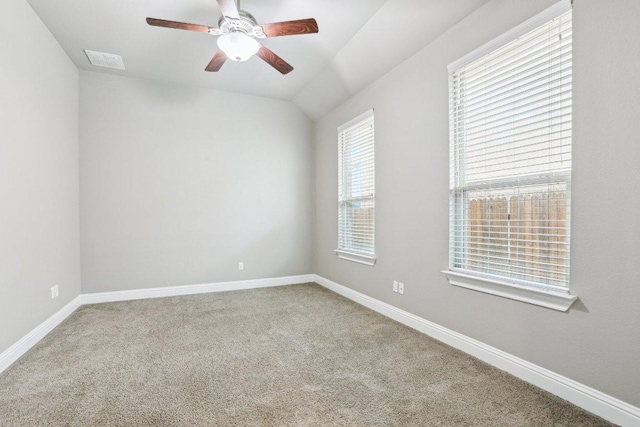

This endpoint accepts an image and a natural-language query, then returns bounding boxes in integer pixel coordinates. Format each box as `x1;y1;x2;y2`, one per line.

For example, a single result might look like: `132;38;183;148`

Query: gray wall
0;0;80;353
313;0;640;407
80;72;313;293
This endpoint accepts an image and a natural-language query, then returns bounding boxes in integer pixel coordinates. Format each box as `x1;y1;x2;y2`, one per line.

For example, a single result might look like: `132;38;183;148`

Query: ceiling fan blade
205;50;227;72
216;0;240;19
256;45;293;75
261;18;318;37
146;18;213;34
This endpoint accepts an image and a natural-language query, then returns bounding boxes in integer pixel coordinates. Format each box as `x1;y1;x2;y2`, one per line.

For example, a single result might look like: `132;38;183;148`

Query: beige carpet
0;283;612;426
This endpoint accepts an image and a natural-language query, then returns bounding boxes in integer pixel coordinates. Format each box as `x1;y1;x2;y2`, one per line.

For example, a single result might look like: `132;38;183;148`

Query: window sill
442;270;578;312
335;250;376;266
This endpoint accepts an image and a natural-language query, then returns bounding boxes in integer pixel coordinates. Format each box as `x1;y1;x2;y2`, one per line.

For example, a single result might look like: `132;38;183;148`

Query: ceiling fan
146;0;318;75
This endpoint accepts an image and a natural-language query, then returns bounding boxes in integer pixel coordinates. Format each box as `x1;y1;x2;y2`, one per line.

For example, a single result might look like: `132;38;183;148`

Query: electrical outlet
392;281;399;293
398;282;405;295
51;285;59;299
238;262;244;271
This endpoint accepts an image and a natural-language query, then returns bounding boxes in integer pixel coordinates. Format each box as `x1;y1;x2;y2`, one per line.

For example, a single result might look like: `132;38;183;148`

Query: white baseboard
0;296;82;375
312;274;640;427
81;274;315;305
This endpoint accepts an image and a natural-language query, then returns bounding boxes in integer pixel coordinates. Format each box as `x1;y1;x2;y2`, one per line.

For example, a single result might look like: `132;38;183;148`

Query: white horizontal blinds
449;7;572;289
339;111;375;256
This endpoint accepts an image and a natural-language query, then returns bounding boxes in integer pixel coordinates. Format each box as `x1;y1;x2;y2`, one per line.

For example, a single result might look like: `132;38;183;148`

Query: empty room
1;0;639;425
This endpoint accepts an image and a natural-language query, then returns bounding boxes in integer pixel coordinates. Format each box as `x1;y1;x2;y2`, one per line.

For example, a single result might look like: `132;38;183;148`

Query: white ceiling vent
84;50;125;70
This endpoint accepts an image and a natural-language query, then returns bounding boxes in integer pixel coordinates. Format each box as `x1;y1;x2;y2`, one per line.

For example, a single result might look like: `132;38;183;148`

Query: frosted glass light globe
217;32;260;62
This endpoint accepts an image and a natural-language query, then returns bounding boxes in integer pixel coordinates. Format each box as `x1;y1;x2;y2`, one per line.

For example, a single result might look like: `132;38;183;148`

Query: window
445;1;577;310
336;110;375;266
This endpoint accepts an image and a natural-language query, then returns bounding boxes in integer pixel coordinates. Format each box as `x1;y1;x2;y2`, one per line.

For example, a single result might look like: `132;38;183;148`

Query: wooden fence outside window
465;191;568;286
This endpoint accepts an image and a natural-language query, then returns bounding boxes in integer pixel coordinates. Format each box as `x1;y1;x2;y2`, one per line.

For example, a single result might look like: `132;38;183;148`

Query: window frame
335;109;376;266
442;0;577;311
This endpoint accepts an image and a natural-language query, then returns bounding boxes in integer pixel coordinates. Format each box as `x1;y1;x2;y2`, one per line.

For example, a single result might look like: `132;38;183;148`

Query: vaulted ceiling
26;0;488;119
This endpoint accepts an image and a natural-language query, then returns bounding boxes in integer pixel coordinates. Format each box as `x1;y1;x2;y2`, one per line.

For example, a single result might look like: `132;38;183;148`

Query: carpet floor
0;283;612;426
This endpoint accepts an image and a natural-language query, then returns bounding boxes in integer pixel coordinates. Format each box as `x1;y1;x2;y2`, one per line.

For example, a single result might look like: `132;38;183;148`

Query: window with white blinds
338;110;375;261
448;3;572;290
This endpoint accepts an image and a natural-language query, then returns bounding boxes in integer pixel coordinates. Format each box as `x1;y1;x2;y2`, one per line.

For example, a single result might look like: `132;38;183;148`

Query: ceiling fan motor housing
218;11;265;38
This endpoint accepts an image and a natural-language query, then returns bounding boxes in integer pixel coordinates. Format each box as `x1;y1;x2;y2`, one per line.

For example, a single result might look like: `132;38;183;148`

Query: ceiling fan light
217;32;260;62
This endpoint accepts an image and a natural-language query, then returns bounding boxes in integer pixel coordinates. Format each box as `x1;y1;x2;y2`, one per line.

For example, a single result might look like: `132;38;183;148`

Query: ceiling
26;0;488;119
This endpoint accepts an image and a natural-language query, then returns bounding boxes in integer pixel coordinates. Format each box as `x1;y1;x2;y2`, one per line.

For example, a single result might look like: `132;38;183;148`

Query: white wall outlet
51;285;59;299
398;282;405;295
238;262;244;271
392;281;399;293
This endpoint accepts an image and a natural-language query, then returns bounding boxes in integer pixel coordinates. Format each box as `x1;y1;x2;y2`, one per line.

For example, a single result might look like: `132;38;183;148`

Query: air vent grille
84;50;125;70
